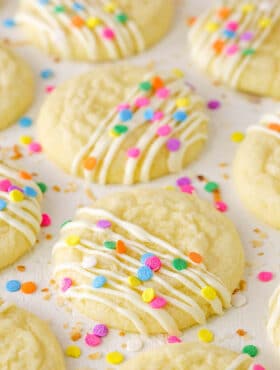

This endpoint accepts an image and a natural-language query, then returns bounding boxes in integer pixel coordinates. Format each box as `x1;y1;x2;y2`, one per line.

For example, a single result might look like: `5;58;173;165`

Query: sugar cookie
188;0;280;99
0;300;65;370
16;0;174;61
0;161;42;270
37;65;208;185
268;283;280;354
233;113;280;228
52;188;244;335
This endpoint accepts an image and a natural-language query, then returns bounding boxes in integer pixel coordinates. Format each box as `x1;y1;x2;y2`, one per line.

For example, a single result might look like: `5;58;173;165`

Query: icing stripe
267;285;280;347
226;353;251;370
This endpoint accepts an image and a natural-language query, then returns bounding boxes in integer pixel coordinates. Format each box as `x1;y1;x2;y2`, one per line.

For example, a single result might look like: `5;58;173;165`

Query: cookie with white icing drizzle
16;0;174;61
233;112;280;228
119;342;264;370
267;283;280;353
0;161;42;270
52;188;244;335
0;300;65;369
37;65;209;185
0;43;34;130
188;0;280;99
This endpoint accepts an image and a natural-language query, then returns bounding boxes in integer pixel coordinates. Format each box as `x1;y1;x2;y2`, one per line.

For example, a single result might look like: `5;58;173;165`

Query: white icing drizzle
247;113;280;140
71;74;208;185
189;0;280;87
267;284;280;347
226;353;251;370
17;0;145;60
53;207;232;334
0;162;42;245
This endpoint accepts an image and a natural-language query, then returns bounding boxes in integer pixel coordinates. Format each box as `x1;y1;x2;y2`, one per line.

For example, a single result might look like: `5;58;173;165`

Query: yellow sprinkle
176;97;190;108
142;288;155;303
241;3;255;13
172;68;184;78
65;345;81;358
106;351;124;365
258;17;271;28
19;135;32;145
164;185;176;191
198;328;214;343
104;2;117;13
9;189;24;202
109;129;120;138
201;286;217;300
231;132;245;143
205;22;219;32
86;17;101;28
127;276;141;288
65;235;80;246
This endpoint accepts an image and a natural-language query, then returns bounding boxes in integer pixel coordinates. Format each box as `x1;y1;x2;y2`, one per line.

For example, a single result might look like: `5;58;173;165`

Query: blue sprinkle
119;109;132;122
173;111;187;122
18;117;32;128
0;199;7;211
93;276;107;288
137;266;153;282
223;29;235;39
38;0;50;5
24;186;38;198
143;108;154;121
72;2;85;11
140;253;154;264
40;69;54;79
6;280;21;292
3;18;16;28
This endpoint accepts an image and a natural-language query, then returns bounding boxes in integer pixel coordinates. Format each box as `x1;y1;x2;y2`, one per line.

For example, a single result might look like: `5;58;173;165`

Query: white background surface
0;1;279;369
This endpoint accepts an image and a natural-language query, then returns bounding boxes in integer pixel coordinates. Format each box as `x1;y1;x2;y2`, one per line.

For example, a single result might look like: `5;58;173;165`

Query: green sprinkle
139;81;152;91
61;219;72;228
115;12;128;24
36;182;48;194
113;125;128;135
172;258;187;271
104;241;116;249
242;48;255;56
242;345;258;358
54;5;65;13
204;182;219;193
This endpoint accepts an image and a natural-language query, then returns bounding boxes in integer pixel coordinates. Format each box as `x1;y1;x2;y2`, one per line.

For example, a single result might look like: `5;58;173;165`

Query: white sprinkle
82;256;97;269
126;337;143;352
231;292;247;308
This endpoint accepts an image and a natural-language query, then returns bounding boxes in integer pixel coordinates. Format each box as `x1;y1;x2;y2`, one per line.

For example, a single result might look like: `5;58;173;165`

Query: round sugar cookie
0;43;34;130
16;0;174;61
52;188;244;335
37;65;209;185
233;113;280;229
268;284;280;353
188;0;280;99
0;161;42;270
120;342;260;370
0;301;65;370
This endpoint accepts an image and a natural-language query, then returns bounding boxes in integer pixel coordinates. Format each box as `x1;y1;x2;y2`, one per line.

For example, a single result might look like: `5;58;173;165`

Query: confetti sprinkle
93;324;109;337
65;235;80;246
142;288;155;303
127;276;141;287
85;333;101;347
106;351;124;365
65;345;81;358
144;256;162;271
126;337;143;352
18;116;32;128
231;132;245;142
172;258;187;271
21;281;37;294
92;276;107;288
137;266;153;282
242;344;258;357
82;256;97;268
6;280;21;292
40;69;54;79
207;100;221;110
41;213;51;227
61;277;73;292
150;296;167;309
201;286;217;300
198;328;214;343
257;271;273;282
167;336;182;344
0;199;7;211
215;201;228;212
28;142;42;153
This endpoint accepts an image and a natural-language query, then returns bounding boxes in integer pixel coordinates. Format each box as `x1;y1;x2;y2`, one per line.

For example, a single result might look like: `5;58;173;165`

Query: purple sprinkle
8;185;23;193
166;138;181;152
240;31;254;41
93;324;109;337
96;219;112;229
176;177;191;187
207;100;221;110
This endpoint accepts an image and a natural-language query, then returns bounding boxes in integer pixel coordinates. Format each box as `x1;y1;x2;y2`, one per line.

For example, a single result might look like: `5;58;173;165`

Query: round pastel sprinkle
231;132;245;143
0;179;11;192
144;108;154;121
106;351;124;365
156;87;170;99
41;213;51;227
40;69;54;79
181;185;195;195
128;276;141;288
152;111;164;121
139;81;152;91
93;324;108;337
173;111;187;122
176;177;191;186
18;116;32;128
150;296;167;309
201;286;217;300
61;277;72;292
140;253;154;264
204;182;219;192
257;271;273;282
20;135;32;145
37;182;48;193
117;103;130;112
9;189;24;202
113;124;128;135
198;328;214;343
242;344;258;357
102;27;115;39
82;256;97;269
134;97;150;108
104;240;116;249
0;199;7;211
157;125;172;137
85;333;101;347
252;365;265;370
145;256;162;271
6;280;21;292
24;186;37;198
116;12;128;24
83;156;97;170
93;275;107;288
65;345;81;358
119;109;132;122
207;100;221;110
45;85;55;93
8;185;23;193
167;336;182;344
176;97;190;108
96;219;111;229
21;281;37;294
137;266;153;282
127;147;141;158
240;31;254;41
215;201;228;212
189;252;203;264
142;288;155;303
65;235;80;246
172;258;187;271
166;138;181;152
3;18;16;27
116;240;127;254
126;337;143;352
29;142;42;153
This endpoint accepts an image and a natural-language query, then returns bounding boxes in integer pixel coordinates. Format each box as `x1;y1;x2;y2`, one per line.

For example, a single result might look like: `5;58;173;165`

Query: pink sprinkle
226;21;238;31
252;365;266;370
61;277;72;292
134;97;150;108
152;111;164;122
96;219;111;229
0;179;12;192
102;27;115;39
150;296;167;309
127;147;140;158
157;125;172;137
167;336;182;344
258;271;273;282
117;103;130;112
180;184;195;194
93;324;108;337
29;142;42;153
85;333;102;347
215;201;228;212
156;87;170;99
166;138;181;152
45;85;55;93
145;256;162;271
41;213;51;227
226;44;239;55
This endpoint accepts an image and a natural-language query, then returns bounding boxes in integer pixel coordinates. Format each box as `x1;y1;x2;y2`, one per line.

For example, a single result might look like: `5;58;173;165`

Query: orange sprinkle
217;7;231;19
187;16;197;26
72;15;85;28
21;281;37;294
213;189;222;202
19;170;32;180
83;157;97;171
189;252;203;264
268;123;280;132
152;76;164;90
212;39;225;54
236;329;247;337
16;265;26;272
116;240;127;254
